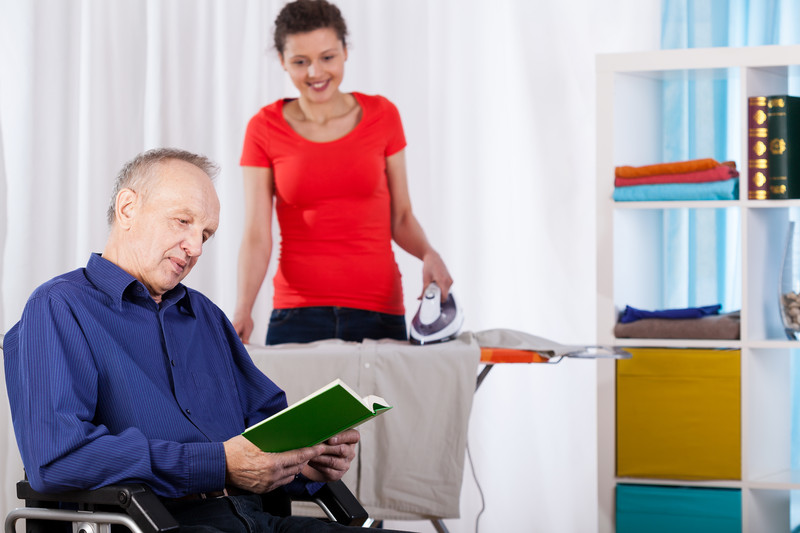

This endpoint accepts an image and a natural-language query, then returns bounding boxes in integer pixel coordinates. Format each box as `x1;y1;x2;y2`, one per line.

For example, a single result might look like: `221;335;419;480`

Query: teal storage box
616;484;741;533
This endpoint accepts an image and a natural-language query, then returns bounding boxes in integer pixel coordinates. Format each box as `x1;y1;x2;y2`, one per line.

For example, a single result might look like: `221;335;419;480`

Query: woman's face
280;27;347;104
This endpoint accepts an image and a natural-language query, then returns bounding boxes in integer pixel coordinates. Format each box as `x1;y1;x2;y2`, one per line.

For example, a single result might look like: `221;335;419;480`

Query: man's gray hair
106;148;220;226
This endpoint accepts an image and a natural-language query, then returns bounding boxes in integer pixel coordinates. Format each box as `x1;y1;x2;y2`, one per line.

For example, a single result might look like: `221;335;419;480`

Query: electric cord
465;438;485;533
464;355;577;532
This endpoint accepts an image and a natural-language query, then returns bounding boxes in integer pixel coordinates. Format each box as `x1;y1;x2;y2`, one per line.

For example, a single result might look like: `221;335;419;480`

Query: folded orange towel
615;158;719;178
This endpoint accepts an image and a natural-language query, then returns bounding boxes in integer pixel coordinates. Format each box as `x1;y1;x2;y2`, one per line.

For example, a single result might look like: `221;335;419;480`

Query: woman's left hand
422;250;453;300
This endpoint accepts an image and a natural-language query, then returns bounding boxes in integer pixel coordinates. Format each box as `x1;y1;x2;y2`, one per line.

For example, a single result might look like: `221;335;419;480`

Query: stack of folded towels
614;304;740;340
613;158;739;201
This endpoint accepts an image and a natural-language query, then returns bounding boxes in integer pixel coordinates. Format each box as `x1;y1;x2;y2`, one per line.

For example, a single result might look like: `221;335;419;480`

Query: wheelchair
5;478;373;532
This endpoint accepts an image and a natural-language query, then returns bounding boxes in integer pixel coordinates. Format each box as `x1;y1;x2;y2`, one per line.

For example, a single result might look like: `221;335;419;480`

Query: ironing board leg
431;518;450;533
476;364;493;391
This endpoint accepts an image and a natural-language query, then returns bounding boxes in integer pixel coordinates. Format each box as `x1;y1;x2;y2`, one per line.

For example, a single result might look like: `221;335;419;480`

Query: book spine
768;95;790;199
748;96;769;200
788;97;800;199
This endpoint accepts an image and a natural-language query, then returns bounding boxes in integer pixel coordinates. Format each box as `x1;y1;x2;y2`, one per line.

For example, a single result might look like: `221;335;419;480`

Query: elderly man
4;148;406;532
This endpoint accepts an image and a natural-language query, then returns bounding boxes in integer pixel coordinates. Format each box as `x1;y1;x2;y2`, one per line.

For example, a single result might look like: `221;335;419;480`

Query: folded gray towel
614;311;740;340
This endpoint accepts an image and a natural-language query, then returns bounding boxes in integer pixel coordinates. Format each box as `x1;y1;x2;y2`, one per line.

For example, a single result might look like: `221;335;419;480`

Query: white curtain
0;1;661;531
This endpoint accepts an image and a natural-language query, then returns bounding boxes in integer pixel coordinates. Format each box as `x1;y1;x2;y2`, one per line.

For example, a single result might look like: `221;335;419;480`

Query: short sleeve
240;109;273;168
381;98;407;157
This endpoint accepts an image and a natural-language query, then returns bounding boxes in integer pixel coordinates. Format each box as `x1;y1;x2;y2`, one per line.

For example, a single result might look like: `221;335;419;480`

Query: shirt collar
84;253;195;316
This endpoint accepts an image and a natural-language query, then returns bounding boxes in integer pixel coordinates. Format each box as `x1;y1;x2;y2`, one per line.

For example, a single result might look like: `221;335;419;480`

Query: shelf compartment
744;64;800;101
617;348;741;481
745;488;790;532
743;348;797;485
745;207;797;342
616;484;741;533
613;207;741;323
611;67;740;170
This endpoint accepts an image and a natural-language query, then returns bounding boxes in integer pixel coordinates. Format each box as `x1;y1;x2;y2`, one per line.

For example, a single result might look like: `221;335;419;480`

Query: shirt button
171;360;176;366
185;408;191;415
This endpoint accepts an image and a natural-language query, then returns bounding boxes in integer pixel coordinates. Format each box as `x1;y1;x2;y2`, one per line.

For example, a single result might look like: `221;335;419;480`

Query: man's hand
303;429;360;482
223;435;325;493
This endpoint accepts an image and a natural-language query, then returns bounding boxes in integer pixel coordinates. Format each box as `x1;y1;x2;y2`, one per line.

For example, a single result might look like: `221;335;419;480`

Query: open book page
334;378;390;412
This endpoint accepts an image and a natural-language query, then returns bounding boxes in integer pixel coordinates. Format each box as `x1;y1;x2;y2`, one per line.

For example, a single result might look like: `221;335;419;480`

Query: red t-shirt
240;92;406;314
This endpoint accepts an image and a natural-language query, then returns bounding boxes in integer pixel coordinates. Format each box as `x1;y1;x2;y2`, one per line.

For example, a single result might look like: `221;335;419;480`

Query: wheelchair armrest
295;480;370;526
16;480;180;533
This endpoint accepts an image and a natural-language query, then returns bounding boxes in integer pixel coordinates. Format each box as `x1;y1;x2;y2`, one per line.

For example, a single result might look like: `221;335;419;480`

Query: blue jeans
266;306;407;345
162;494;409;532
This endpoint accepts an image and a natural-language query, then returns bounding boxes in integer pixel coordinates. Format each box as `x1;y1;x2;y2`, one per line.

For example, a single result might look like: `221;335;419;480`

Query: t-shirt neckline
279;91;364;145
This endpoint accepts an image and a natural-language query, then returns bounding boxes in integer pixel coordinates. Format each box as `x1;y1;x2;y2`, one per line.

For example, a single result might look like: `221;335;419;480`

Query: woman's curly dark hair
274;0;348;54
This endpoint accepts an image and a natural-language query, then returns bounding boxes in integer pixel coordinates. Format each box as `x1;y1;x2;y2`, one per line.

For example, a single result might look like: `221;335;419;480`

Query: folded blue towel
613;178;738;202
619;304;722;324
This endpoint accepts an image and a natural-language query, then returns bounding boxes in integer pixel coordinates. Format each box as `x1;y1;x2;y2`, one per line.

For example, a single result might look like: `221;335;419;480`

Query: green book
242;379;392;453
767;94;800;199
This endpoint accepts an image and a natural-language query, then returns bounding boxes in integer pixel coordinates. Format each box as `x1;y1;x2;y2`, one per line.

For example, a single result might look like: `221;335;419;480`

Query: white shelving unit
596;45;800;533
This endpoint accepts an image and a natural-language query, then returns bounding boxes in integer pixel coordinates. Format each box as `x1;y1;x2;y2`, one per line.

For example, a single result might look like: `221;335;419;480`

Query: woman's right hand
234;166;275;346
233;311;255;344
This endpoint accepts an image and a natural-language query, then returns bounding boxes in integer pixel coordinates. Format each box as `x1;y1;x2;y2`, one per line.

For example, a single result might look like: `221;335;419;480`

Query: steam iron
409;282;464;345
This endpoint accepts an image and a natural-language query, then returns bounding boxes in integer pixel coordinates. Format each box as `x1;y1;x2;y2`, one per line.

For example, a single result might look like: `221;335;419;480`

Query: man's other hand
304;429;360;482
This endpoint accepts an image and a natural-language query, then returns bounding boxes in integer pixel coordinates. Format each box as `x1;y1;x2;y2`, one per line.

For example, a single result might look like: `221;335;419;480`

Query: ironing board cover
472;329;583;359
472;329;629;360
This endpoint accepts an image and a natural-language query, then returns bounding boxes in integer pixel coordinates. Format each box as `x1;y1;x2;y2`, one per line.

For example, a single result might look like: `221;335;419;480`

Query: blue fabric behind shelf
617;484;741;533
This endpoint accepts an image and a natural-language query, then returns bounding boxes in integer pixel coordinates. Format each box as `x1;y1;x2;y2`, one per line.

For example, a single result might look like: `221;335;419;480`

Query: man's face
123;160;220;302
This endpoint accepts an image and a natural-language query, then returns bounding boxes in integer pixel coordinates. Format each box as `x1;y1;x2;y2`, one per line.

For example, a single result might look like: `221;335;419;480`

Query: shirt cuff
185;441;227;493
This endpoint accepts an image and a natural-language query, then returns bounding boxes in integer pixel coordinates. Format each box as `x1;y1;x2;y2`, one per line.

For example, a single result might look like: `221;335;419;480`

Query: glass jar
779;220;800;340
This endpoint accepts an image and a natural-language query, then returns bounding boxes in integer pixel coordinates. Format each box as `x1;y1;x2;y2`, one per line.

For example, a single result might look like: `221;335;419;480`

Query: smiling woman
233;0;453;347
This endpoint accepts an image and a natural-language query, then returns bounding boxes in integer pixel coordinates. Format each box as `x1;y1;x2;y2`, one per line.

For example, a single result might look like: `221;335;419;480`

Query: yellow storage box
616;348;740;480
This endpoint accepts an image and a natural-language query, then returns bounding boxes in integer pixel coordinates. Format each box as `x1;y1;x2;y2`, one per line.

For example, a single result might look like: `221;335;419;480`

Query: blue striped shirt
4;253;288;497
